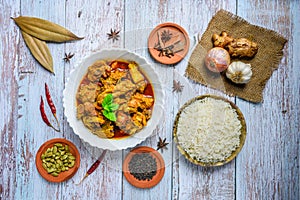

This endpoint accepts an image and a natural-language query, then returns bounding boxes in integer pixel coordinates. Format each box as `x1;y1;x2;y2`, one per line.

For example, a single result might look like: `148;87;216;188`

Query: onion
205;47;230;73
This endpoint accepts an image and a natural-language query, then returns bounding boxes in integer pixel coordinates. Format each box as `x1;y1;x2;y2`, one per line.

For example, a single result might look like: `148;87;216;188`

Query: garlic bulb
226;61;252;84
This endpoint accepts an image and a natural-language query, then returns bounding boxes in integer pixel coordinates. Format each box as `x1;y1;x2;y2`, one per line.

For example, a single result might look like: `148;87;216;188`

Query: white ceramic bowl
63;48;165;151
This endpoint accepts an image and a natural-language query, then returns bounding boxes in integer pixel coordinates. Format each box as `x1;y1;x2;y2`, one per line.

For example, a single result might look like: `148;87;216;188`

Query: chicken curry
76;59;154;139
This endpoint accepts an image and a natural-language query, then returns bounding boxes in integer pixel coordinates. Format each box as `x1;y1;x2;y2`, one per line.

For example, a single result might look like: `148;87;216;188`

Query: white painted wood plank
15;1;66;199
63;0;124;199
123;1;238;200
0;0;20;199
123;0;175;199
172;2;237;200
236;0;299;199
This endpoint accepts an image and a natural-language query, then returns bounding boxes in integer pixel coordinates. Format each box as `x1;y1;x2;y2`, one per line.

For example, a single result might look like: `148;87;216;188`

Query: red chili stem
76;150;107;185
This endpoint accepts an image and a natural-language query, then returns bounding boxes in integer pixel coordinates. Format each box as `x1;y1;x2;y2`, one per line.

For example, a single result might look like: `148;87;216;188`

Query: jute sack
185;9;287;103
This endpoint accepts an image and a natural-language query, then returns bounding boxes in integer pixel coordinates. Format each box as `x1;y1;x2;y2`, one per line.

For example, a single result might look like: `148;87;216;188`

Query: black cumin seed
128;152;157;181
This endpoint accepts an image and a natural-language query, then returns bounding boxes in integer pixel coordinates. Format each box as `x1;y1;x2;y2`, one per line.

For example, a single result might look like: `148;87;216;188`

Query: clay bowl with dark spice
173;94;247;167
123;146;165;188
35;138;80;183
63;48;165;151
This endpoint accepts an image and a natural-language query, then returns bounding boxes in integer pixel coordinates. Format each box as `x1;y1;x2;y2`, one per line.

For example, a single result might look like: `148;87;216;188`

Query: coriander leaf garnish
102;94;118;122
102;93;113;107
103;110;117;122
108;103;119;112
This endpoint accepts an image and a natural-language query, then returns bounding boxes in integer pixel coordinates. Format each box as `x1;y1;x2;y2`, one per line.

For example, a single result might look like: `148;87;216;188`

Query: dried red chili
40;96;51;126
40;96;60;132
45;83;60;129
45;83;56;116
39;83;60;132
76;150;107;185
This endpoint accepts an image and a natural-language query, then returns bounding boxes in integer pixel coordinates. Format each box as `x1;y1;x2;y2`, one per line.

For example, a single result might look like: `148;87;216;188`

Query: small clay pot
123;146;165;188
36;138;80;183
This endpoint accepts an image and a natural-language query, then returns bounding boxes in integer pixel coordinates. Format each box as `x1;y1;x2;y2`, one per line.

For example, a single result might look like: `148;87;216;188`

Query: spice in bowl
123;146;165;188
148;23;190;65
41;143;76;177
128;152;157;181
36;138;80;182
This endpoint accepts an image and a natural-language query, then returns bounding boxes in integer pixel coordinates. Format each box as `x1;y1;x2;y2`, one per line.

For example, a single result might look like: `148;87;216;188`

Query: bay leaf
21;31;54;73
13;16;83;43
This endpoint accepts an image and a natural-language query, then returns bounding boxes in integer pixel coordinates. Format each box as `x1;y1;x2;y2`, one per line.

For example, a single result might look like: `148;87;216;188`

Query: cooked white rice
176;97;242;163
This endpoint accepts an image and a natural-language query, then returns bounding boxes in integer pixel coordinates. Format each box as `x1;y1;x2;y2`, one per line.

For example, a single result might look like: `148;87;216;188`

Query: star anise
161;29;172;45
172;80;184;93
157;137;169;152
63;52;74;63
107;29;120;42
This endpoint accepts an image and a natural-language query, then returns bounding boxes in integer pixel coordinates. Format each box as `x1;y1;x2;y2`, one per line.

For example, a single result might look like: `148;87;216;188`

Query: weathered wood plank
123;0;175;199
63;0;124;199
0;1;20;199
236;0;299;199
15;1;66;199
173;2;237;200
124;1;238;200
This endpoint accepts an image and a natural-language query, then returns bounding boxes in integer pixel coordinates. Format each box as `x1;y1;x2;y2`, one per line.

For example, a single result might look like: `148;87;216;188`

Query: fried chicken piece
113;79;137;98
96;87;114;104
82;116;102;129
114;97;127;105
84;102;97;116
76;104;85;119
102;121;114;138
101;70;126;86
125;122;140;135
116;111;130;126
76;83;99;103
132;112;147;128
87;60;110;82
128;62;145;84
131;93;154;109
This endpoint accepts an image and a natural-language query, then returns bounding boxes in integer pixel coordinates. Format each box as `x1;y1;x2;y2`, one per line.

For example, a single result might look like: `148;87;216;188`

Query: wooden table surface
1;0;299;199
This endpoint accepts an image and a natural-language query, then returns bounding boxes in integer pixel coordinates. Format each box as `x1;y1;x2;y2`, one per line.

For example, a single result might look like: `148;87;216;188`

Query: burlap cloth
185;9;287;103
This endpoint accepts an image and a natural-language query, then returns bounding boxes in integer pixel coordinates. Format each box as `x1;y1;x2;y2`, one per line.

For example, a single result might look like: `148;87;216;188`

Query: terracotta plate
123;146;165;188
36;138;80;182
148;23;190;65
173;95;247;167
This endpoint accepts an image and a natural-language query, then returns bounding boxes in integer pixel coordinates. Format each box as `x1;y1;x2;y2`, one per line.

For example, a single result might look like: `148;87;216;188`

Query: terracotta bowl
36;138;80;182
173;94;247;167
148;22;190;65
123;146;165;188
